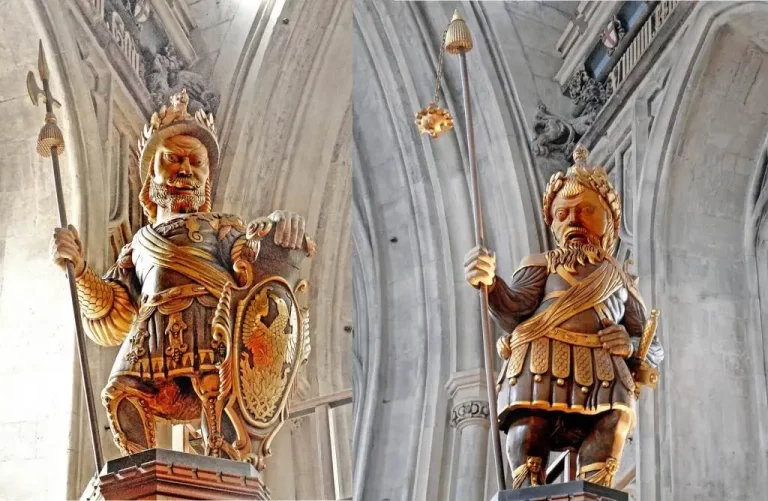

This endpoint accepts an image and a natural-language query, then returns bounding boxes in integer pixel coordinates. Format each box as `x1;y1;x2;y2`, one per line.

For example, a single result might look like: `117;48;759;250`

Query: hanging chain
432;29;448;104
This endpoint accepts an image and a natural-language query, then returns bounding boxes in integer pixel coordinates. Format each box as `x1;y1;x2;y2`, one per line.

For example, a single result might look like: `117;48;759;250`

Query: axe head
26;71;62;108
27;71;44;106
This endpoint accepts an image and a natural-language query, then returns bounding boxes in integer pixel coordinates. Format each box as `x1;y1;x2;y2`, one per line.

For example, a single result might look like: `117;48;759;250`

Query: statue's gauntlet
75;266;137;347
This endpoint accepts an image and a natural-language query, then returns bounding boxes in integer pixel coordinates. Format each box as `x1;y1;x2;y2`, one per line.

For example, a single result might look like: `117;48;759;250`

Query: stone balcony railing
608;1;681;95
79;0;142;78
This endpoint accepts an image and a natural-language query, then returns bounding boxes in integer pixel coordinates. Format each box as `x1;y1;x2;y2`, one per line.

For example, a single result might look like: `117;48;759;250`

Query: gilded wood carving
51;90;313;470
464;146;663;488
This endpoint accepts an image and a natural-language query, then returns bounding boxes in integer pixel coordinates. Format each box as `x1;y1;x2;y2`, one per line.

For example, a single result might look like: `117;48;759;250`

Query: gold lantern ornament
414;28;454;138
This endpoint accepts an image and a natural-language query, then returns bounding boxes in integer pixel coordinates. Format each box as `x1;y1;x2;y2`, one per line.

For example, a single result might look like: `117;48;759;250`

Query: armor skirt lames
497;336;636;431
111;297;220;381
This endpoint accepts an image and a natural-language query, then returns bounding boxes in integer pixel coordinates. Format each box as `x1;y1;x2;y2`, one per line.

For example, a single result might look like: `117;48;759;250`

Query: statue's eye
583;206;595;215
165;153;179;164
556;209;567;221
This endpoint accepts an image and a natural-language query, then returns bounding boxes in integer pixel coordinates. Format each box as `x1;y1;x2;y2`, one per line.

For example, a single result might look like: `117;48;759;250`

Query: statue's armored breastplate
132;213;243;294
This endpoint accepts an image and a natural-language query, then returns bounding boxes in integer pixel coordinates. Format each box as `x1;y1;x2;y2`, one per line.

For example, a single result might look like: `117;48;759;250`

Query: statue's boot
577;409;632;487
506;412;551;488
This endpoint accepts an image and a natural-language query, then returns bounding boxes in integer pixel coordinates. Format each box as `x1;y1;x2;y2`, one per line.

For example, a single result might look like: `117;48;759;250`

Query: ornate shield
233;276;304;428
600;16;625;54
211;219;312;468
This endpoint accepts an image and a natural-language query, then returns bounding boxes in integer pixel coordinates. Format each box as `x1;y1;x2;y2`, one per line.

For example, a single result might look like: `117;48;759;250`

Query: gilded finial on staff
27;41;65;157
445;9;473;54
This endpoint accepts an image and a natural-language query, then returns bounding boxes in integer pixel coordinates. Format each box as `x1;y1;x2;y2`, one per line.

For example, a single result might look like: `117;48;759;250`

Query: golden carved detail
125;329;149;366
594;348;615;382
232;237;258;288
185;215;203;243
615;355;636;391
54;87;316;469
415;103;453;138
542;146;621;251
547;327;603;348
76;267;137;347
573;346;593;387
507;343;528;379
579;456;620;487
164;312;189;367
529;337;549;374
138;89;217;175
512;456;546;489
239;287;291;422
551;340;570;378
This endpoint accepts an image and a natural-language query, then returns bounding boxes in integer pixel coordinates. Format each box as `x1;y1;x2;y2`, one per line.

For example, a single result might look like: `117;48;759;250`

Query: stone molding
445;369;492;404
148;0;196;64
450;400;490;430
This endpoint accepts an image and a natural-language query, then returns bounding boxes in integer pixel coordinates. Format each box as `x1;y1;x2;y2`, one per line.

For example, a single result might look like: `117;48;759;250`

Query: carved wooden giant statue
51;90;313;469
464;146;664;488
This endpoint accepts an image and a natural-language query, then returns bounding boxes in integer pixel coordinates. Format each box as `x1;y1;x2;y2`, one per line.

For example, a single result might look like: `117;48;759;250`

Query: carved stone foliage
534;69;614;163
144;44;221;114
450;400;489;429
532;103;593;159
565;68;614;119
96;0;220;114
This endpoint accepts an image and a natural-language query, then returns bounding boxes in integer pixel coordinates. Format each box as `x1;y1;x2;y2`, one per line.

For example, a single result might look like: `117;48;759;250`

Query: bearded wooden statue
50;90;314;470
464;146;664;488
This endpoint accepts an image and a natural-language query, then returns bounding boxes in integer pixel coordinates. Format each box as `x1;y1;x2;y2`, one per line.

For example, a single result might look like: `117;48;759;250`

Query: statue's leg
190;372;225;457
506;411;552;488
101;377;158;455
577;409;632;487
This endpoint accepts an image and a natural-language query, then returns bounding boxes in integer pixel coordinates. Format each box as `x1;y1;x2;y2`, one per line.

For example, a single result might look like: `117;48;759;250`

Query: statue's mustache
167;176;202;189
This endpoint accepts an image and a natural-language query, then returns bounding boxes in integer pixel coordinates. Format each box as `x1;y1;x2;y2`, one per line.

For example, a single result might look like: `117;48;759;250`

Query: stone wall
0;0;110;498
0;5;74;493
630;3;768;499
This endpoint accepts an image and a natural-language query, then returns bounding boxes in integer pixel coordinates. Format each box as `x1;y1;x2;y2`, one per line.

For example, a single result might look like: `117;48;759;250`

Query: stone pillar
451;400;490;501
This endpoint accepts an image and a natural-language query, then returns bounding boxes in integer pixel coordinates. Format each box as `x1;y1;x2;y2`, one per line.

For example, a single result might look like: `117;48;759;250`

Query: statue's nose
178;158;192;176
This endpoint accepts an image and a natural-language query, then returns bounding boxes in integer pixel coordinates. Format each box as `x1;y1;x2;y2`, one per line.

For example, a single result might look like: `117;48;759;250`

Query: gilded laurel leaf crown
542;145;622;250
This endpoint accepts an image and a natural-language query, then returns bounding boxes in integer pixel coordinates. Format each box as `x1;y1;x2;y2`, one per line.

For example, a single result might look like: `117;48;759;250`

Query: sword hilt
633;309;660;394
637;308;659;362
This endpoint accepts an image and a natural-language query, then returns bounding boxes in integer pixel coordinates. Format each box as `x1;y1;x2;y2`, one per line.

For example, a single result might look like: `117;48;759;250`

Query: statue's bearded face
550;186;611;249
150;135;209;214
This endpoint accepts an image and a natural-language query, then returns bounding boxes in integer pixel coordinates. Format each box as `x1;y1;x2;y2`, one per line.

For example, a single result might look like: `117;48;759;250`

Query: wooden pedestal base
491;480;628;501
81;449;269;500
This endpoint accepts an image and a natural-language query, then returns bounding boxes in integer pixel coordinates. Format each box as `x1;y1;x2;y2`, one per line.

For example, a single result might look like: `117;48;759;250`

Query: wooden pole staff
27;40;104;473
444;10;506;491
